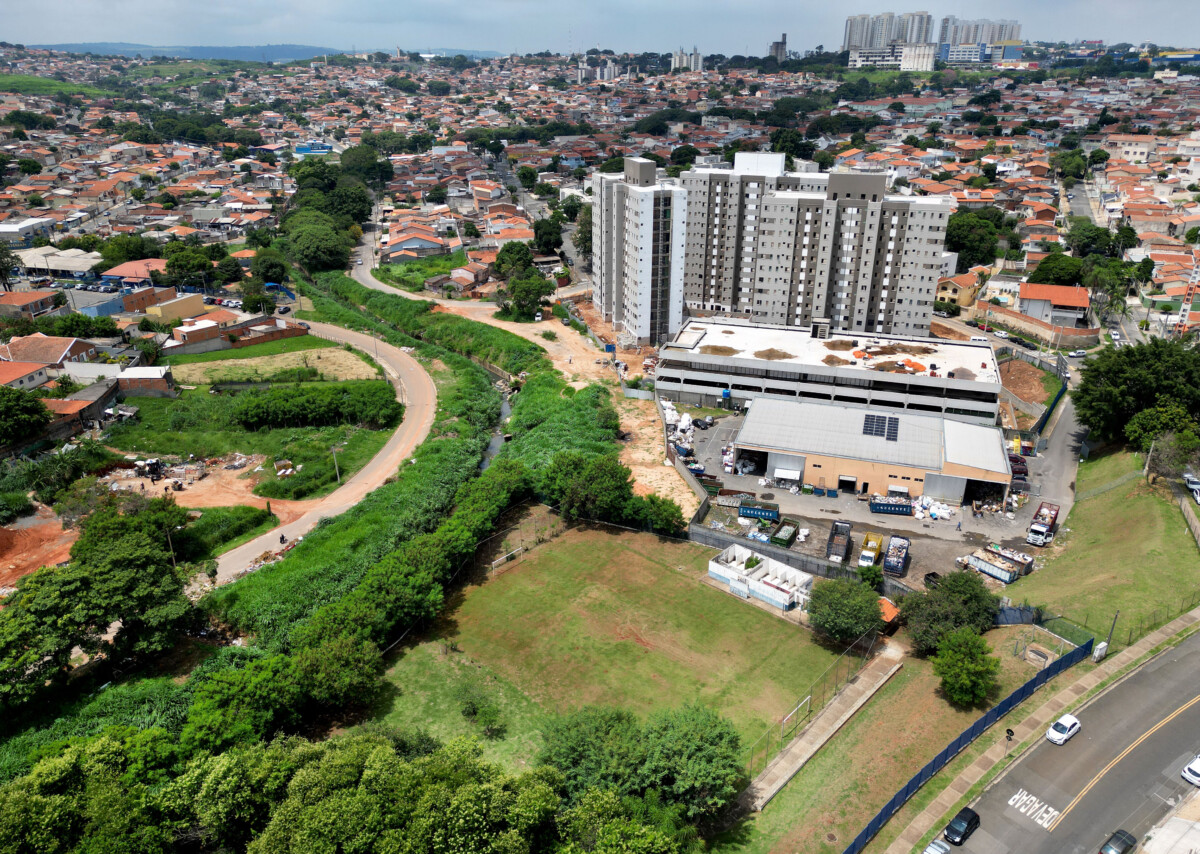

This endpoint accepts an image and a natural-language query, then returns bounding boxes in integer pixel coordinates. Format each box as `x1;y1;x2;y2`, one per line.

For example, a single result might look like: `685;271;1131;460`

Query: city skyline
5;0;1200;58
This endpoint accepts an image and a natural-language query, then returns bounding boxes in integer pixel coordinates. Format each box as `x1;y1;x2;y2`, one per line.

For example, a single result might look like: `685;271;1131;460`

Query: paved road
213;321;437;583
960;631;1200;854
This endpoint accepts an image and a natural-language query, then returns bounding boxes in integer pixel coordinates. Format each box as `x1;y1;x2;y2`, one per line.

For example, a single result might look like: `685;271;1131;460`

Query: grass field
714;627;1039;854
106;387;392;500
172;347;378;385
370;528;845;768
1007;449;1200;644
181;505;278;559
373;251;468;292
0;73;115;97
162;335;336;366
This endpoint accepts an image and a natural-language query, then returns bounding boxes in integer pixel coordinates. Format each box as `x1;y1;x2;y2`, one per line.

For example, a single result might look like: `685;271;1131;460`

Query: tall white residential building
868;13;897;48
938;16;1021;45
844;11;934;50
679;154;950;337
843;15;872;51
592;158;687;345
671;46;703;72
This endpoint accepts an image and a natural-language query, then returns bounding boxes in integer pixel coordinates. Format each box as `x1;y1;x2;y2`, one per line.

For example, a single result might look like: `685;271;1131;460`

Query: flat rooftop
663;319;1000;386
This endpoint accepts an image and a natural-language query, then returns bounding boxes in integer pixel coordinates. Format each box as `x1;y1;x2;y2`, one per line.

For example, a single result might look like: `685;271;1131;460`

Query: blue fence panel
840;638;1093;854
1034;383;1068;434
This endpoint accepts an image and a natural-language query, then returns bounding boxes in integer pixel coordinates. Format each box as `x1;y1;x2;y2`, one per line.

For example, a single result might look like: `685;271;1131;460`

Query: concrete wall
973;304;1101;347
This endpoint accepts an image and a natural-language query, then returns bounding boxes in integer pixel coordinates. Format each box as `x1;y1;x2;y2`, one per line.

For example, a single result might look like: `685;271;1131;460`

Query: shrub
807;578;883;644
900;571;1000;656
932;627;1001;706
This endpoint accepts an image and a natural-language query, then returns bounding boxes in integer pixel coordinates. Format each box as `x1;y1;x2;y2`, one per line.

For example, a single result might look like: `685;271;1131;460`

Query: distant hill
30;43;344;62
32;43;505;62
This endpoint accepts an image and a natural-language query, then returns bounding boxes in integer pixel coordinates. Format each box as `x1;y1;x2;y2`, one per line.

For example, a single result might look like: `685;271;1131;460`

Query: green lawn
373;251;467;292
1007;453;1200;645
0;73;115;97
163;336;336;366
1075;447;1143;493
105;387;393;500
180;505;279;559
378;529;843;766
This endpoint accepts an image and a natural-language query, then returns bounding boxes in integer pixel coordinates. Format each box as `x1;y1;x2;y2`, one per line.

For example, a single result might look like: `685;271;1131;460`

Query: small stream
479;393;512;470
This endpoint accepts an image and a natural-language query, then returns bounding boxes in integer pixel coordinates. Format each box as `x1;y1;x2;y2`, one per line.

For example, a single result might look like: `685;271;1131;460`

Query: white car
1046;713;1081;745
922;840;952;854
1068;349;1088;358
1183;754;1200;786
993;330;1009;339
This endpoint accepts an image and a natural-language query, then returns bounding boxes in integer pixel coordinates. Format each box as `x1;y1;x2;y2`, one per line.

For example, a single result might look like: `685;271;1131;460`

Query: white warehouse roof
735;398;1009;477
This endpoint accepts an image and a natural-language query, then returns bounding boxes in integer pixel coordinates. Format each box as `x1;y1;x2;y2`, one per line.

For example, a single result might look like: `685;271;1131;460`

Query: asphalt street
957;631;1200;854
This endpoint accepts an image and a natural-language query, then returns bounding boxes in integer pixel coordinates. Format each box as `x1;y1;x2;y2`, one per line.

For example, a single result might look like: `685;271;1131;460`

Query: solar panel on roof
885;416;899;441
863;414;886;437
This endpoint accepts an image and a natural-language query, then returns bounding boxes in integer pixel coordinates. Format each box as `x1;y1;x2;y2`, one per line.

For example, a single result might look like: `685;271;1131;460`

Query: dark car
965;319;979;328
1010;461;1028;476
1010;477;1031;493
943;807;979;845
1099;830;1137;854
277;306;291;314
1008;453;1026;465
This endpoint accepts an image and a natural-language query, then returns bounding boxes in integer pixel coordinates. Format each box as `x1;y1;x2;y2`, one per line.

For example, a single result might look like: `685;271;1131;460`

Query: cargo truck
826;521;853;563
1026;502;1060;547
883;535;910;576
869;495;914;516
858;532;885;568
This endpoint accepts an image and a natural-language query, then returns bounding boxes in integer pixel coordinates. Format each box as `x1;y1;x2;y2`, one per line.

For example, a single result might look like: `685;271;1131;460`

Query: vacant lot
162;336;335;366
372;527;842;768
0;73;114;97
105;386;393;500
714;627;1039;854
173;347;378;384
1008;450;1200;645
373;251;468;292
1000;358;1060;406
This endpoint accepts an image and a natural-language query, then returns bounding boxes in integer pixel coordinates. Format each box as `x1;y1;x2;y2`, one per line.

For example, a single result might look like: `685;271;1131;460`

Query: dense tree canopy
945;211;999;273
933;627;1001;706
900;571;1000;656
0;387;51;447
1027;252;1084;286
1073;339;1200;442
807;579;883;644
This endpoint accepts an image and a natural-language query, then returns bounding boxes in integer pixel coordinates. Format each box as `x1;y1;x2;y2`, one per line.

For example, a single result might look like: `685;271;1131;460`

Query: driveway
212;321;437;583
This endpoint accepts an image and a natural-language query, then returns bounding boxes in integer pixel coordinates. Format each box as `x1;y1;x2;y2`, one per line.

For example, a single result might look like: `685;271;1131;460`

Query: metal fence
840;638;1094;854
743;629;881;779
1033;382;1068;435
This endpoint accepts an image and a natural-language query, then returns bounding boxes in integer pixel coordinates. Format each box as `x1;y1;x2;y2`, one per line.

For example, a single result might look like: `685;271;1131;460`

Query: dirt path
0;505;78;592
212;322;437;583
172;348;378;384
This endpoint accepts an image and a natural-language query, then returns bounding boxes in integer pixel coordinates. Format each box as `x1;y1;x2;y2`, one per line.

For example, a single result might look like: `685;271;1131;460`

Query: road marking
1049;692;1200;832
1008;788;1060;830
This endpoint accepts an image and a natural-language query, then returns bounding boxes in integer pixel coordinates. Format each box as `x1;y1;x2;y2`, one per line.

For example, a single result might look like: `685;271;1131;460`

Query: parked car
1098;830;1137;854
965;319;979;328
933;310;950;318
943;807;979;845
1111;331;1121;341
922;840;952;854
1046;713;1081;745
1011;462;1029;477
298;322;310;330
993;330;1009;339
278;306;291;314
1017;339;1038;350
356;259;363;265
1182;473;1200;492
978;324;994;333
534;312;543;322
1182;753;1200;786
1008;453;1026;464
1068;349;1088;358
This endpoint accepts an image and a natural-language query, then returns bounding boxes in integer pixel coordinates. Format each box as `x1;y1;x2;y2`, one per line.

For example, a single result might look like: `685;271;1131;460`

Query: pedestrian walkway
746;641;905;811
883;608;1200;854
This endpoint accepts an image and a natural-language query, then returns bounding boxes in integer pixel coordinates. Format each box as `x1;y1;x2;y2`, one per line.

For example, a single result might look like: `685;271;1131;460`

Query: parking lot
686;412;1053;590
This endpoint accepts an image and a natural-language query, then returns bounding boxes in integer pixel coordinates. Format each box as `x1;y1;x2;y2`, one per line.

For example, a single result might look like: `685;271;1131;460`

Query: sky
8;0;1199;55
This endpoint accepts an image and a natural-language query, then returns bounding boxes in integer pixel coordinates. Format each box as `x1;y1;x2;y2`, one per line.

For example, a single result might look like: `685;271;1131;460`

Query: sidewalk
745;642;905;811
883;607;1200;854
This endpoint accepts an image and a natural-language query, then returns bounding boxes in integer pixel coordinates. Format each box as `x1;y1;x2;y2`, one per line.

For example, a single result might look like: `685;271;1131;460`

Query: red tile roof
1018;283;1090;308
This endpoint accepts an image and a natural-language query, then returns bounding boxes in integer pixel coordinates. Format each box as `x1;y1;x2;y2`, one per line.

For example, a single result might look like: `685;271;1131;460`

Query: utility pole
331;445;341;483
1106;609;1120;649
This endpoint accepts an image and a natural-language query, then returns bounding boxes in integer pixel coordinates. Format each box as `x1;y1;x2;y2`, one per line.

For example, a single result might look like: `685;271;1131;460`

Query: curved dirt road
213;321;437;583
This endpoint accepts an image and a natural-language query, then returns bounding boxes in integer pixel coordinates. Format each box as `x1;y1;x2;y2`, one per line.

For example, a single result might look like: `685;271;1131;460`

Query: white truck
858;532;885;569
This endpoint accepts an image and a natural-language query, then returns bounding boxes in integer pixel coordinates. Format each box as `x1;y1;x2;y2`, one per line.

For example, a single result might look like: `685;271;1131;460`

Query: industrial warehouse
729;398;1012;505
654;318;1003;426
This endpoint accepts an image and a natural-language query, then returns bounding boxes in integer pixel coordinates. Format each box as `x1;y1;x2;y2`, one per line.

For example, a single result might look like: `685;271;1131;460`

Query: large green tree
945;211;999;272
806;578;883;644
1074;339;1200;441
573;204;593;260
900;570;1000;656
0;387;51;446
0;244;17;292
932;627;1001;706
533;218;564;254
1027;252;1084;286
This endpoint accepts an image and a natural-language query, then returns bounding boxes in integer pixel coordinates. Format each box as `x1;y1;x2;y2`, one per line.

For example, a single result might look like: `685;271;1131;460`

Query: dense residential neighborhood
2;22;1200;854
